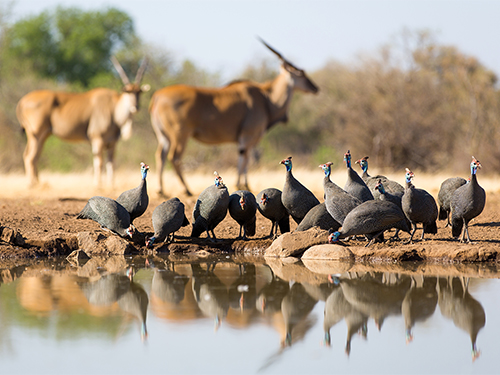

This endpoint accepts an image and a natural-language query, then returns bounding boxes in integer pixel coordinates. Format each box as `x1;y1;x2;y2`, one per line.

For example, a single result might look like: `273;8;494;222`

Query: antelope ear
141;84;151;92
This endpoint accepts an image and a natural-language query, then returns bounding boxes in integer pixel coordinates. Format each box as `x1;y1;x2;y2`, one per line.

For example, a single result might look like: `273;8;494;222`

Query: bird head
343;150;352;168
374;179;385;194
260;193;269;205
355;156;369;173
405;168;414;184
328;231;341;243
140;162;149;179
214;171;225;187
126;225;135;238
145;236;156;248
318;162;333;177
471;156;482;175
239;196;246;210
280;156;292;172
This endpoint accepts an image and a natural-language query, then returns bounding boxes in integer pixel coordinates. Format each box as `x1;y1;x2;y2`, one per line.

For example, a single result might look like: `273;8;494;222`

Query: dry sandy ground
0;168;499;262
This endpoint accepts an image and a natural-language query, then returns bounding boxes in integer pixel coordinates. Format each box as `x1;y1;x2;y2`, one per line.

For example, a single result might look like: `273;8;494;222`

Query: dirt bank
0;170;499;264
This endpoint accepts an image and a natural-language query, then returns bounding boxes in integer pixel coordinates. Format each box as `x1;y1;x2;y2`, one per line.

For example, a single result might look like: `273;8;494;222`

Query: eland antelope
16;57;150;187
149;39;319;196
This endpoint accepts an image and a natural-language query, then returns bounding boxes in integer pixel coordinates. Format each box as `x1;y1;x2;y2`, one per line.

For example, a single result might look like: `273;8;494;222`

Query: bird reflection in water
79;267;149;342
191;262;229;331
437;276;486;361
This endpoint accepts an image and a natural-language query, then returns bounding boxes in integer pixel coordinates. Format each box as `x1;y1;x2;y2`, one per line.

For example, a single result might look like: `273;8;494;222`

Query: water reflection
0;256;496;372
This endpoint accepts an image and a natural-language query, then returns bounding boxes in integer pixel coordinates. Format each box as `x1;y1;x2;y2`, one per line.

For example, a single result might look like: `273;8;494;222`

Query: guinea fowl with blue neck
438;176;467;227
145;197;189;248
450;157;486;243
280;156;320;224
116;162;149;224
343;150;373;203
355;156;404;198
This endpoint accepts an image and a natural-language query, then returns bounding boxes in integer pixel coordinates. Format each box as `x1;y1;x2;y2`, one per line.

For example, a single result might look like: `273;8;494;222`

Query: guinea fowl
77;196;134;238
320;162;361;225
191;172;230;241
375;179;408;240
145;197;190;248
116;162;149;224
295;202;341;232
438;177;467;227
280;156;320;224
401;168;438;244
228;190;257;240
328;200;410;247
355;156;404;199
451;157;486;243
343;150;373;202
257;188;290;238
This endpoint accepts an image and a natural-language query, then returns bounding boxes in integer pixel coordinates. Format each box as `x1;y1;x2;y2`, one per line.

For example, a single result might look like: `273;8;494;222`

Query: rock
264;227;329;258
301;258;354;275
0;226;25;246
301;244;355;261
77;231;136;255
66;249;90;267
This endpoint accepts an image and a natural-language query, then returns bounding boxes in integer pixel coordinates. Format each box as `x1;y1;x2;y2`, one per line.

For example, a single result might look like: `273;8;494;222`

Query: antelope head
259;37;319;94
111;56;151;113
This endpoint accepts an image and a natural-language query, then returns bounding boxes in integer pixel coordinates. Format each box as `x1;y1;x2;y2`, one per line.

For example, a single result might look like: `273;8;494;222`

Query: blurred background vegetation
0;3;499;179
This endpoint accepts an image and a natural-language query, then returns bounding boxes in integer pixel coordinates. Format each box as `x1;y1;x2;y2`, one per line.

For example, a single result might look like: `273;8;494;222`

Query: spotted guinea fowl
280;156;320;224
451;157;486;243
257;188;290;238
145;197;190;248
401;168;438;244
77;196;134;238
295;202;340;232
375;179;409;240
328;200;410;247
355;156;404;198
343;150;373;203
191;172;230;241
320;162;361;225
228;190;257;240
437;176;468;227
116;162;149;224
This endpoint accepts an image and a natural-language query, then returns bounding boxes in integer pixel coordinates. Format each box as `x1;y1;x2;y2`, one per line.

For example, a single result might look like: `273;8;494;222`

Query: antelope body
149;40;319;196
16;57;149;187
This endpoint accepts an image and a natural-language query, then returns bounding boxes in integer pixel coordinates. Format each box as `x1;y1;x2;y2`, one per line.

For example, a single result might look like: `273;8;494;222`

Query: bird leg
404;224;417;244
365;231;385;247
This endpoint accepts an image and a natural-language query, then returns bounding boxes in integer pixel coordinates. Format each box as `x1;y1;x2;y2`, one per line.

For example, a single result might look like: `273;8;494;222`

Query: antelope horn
258;36;301;71
110;56;131;85
134;57;148;85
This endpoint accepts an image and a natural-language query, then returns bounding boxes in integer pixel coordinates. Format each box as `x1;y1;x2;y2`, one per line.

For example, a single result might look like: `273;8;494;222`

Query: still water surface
0;255;498;374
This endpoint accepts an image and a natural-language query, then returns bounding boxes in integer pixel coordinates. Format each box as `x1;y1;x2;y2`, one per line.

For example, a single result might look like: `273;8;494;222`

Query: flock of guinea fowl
76;150;486;248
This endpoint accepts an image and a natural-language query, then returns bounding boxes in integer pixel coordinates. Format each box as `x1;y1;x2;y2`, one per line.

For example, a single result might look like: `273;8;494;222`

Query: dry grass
1;166;498;201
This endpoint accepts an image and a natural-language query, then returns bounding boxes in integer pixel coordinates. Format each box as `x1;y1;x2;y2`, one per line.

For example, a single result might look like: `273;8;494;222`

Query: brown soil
1;169;499;263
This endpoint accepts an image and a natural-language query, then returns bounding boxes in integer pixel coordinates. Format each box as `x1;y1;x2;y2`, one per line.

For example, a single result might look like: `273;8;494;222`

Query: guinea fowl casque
320;162;361;225
280;156;320;224
343;150;374;203
77;196;134;238
257;188;290;238
437;177;468;227
328;200;410;247
228;190;257;240
191;172;230;241
116;162;149;224
450;157;486;243
355;156;404;199
401;168;438;244
146;197;190;248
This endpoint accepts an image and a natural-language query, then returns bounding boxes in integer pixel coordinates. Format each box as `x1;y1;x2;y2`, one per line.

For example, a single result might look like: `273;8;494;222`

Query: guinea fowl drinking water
77;196;134;238
343;150;373;203
328;199;410;247
228;190;257;240
450;157;486;243
116;162;149;224
355;156;404;199
191;172;230;241
257;188;290;238
145;197;190;248
320;162;361;225
438;176;468;227
280;156;320;224
401;168;438;244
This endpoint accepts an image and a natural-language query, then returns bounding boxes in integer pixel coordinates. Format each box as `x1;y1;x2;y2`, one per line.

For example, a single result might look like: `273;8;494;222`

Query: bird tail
278;214;291;234
451;217;463;238
438;207;448;221
190;218;206;238
245;215;256;237
423;220;438;234
182;215;190;227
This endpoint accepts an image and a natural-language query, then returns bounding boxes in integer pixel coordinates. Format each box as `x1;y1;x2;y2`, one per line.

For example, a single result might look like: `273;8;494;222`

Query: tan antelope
16;57;150;187
149;39;319;196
